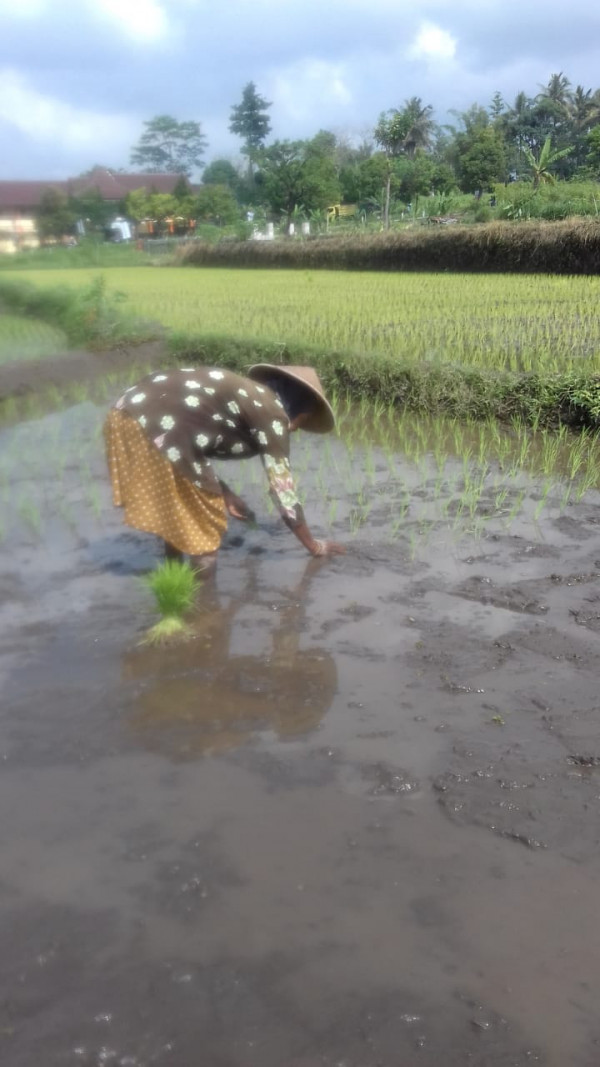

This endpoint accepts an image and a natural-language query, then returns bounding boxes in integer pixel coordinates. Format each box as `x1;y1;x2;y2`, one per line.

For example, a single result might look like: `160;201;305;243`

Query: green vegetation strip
2;266;600;428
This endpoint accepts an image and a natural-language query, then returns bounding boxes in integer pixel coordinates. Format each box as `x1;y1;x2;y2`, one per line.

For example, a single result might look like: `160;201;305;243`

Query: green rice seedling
533;480;554;522
141;559;200;643
86;485;102;519
559;483;573;512
505;489;526;527
18;497;42;537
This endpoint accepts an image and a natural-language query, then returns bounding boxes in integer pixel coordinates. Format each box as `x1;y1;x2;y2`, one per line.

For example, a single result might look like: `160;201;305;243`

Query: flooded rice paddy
1;395;600;1066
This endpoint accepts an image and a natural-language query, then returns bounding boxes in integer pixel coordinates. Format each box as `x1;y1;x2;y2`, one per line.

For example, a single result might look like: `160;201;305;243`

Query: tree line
38;73;600;237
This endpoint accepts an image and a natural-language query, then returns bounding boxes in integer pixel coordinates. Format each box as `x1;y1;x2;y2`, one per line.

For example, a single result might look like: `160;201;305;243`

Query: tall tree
373;108;414;227
570;86;600;168
489;91;506;123
401;97;436;158
202;159;239;189
537;72;573;115
501;91;538;174
130;115;207;177
256;138;340;222
229;82;272;178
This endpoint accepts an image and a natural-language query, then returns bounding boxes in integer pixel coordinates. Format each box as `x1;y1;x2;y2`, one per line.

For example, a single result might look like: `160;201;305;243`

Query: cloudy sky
2;0;600;179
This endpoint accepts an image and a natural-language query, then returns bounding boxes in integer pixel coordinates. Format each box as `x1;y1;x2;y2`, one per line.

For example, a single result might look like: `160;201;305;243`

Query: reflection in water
123;559;337;758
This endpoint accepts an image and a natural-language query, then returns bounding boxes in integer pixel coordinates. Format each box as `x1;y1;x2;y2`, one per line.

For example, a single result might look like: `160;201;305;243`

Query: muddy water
1;404;600;1066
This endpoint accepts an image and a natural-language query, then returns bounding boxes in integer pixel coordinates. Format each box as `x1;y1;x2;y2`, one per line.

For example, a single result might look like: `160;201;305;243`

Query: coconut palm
401;97;436;158
522;135;573;189
537;72;573;115
570;85;600;133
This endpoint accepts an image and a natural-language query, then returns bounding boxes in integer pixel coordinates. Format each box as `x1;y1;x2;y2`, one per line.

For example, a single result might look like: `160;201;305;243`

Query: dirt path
1;398;600;1066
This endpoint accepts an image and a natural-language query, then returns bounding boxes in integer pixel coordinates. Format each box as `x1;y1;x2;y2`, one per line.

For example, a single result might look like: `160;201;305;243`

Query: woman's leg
164;541;184;563
188;551;218;576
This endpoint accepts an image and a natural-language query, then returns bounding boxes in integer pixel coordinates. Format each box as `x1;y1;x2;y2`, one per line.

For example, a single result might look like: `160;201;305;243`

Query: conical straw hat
247;364;335;434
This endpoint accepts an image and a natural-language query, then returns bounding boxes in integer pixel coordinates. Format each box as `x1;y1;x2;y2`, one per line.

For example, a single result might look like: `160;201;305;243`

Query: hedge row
178;218;600;274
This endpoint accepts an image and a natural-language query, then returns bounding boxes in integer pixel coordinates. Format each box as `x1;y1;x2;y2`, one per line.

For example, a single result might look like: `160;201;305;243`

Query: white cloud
408;21;457;61
0;69;136;153
269;59;352;124
89;0;169;43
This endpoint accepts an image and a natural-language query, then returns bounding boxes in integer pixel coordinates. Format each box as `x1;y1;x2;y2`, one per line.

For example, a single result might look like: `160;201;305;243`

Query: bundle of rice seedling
141;559;199;643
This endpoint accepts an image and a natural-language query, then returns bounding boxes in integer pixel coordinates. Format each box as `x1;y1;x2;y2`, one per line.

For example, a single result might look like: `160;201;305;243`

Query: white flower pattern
120;366;306;527
263;454;300;519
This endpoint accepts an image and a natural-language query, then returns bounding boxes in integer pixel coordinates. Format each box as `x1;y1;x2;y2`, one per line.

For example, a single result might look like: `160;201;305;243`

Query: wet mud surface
2;397;600;1065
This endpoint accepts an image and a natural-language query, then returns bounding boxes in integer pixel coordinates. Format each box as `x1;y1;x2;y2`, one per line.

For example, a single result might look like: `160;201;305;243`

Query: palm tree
522;135;573;189
537;72;573;115
501;92;536;173
570;85;600;133
401;97;435;158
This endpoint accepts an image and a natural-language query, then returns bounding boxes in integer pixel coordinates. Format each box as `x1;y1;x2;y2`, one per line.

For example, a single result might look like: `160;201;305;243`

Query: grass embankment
0;313;71;364
0;275;161;354
2;266;600;428
178;218;600;275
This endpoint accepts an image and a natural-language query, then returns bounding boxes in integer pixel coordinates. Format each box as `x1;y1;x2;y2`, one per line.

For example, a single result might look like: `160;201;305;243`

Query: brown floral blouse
115;367;305;527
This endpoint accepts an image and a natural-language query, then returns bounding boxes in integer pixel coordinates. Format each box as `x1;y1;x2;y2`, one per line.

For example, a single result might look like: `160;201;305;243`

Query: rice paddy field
6;265;600;374
3;378;600;1064
0;311;70;364
4;265;600;1065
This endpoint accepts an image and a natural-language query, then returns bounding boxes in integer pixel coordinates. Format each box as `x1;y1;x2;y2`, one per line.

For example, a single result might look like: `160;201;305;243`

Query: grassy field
0;312;70;364
6;266;600;376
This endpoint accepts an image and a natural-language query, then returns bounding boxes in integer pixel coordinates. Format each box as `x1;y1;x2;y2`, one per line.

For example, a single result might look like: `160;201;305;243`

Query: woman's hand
219;479;256;523
311;539;346;557
224;495;251;520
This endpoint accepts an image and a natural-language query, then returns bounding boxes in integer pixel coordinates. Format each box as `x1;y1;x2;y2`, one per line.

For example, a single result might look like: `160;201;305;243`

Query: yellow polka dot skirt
104;409;227;555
